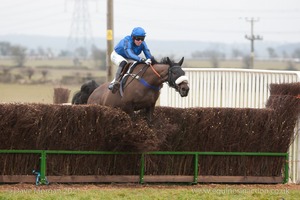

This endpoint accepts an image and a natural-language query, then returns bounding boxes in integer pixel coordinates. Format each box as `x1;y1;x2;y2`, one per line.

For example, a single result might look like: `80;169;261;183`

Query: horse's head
166;57;189;97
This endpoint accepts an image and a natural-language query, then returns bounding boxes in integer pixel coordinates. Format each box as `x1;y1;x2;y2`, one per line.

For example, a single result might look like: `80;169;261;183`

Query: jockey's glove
145;58;152;65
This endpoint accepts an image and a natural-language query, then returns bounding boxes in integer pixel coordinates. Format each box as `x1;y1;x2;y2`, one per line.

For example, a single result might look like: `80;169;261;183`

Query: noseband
167;66;185;90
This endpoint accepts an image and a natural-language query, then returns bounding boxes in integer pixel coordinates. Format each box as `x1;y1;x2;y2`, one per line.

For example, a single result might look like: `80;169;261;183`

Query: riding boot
108;61;127;93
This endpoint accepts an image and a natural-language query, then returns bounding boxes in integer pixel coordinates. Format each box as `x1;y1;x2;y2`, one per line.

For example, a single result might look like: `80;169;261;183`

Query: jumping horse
73;57;189;122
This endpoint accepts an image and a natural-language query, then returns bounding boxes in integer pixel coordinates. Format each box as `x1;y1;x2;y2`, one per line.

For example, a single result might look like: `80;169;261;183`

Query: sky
0;0;300;44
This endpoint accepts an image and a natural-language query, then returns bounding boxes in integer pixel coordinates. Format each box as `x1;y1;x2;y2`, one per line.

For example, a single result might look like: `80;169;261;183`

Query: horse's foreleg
123;105;135;120
145;105;155;124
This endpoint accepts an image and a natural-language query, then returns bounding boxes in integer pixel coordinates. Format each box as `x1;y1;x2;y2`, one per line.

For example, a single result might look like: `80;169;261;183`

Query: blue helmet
131;27;146;37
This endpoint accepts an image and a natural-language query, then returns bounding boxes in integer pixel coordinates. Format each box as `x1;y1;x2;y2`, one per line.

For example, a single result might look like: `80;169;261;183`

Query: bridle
167;66;184;90
123;63;183;93
148;63;184;91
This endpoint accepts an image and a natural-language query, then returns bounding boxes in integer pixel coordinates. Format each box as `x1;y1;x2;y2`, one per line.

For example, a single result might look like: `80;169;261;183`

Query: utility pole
245;18;263;69
106;0;114;82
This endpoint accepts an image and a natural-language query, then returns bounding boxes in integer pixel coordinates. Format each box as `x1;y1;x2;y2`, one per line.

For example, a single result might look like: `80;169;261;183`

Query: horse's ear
178;57;184;66
166;57;171;65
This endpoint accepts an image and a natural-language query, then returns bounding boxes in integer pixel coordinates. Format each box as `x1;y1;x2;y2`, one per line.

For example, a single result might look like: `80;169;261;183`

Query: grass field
0;58;97;68
0;83;81;104
0;184;299;200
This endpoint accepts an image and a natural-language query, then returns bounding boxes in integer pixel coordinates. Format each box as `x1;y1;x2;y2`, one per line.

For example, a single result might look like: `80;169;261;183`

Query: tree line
191;47;300;69
1;41;300;70
0;41;106;70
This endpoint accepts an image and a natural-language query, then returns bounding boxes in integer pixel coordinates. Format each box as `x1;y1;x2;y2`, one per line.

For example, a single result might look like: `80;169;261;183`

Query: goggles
134;37;145;41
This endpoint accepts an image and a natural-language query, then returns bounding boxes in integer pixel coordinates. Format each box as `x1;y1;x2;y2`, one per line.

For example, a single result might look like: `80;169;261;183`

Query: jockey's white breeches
110;51;135;66
111;50;126;66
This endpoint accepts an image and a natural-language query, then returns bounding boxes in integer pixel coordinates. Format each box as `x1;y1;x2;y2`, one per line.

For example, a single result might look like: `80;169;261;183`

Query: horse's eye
172;71;177;75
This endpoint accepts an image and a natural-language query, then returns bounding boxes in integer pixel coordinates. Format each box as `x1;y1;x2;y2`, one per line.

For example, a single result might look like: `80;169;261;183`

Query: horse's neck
130;63;168;85
152;64;169;82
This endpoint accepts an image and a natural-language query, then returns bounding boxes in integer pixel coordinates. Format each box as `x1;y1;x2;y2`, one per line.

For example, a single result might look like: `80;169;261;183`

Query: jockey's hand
145;58;152;65
140;58;146;62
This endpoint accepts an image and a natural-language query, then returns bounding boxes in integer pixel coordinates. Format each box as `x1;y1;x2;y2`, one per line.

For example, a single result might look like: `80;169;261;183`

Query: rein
120;64;161;96
126;64;163;91
150;64;161;78
121;63;180;95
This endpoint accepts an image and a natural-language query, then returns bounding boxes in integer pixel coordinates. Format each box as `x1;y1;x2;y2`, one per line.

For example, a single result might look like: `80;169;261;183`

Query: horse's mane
151;57;175;65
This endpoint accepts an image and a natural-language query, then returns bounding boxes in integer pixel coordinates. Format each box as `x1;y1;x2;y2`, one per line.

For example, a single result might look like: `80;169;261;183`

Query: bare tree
267;47;278;59
91;45;106;70
191;50;224;68
75;47;88;59
242;55;251;69
0;42;11;56
231;48;244;59
25;68;35;80
37;47;46;59
41;69;49;81
286;60;296;71
11;45;27;67
58;50;71;57
46;48;54;59
210;53;219;68
281;50;289;59
292;48;300;59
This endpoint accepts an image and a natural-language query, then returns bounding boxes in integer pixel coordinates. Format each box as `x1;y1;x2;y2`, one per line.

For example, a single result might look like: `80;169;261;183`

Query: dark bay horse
73;57;189;122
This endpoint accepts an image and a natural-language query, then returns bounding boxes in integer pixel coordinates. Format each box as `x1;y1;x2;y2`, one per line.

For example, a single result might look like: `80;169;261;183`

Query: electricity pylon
67;0;95;55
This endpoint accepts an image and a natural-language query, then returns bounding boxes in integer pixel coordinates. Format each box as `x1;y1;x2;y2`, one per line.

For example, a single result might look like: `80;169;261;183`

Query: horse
73;57;189;122
71;80;99;104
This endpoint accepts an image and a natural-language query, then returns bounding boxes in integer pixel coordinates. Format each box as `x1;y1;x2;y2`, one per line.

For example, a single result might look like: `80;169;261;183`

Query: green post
140;153;145;184
284;153;289;184
40;151;47;184
193;153;198;184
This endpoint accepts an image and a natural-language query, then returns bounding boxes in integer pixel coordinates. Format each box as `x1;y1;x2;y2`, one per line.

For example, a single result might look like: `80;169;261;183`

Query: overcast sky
0;0;299;44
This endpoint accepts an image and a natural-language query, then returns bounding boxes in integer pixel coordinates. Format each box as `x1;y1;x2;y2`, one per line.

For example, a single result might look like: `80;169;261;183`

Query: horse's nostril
182;87;189;91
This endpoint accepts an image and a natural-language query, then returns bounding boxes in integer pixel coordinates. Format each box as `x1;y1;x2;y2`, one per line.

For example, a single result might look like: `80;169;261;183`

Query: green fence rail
0;150;289;184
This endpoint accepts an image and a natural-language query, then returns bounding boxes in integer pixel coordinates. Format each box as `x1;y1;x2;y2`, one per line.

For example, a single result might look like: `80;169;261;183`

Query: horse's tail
71;80;99;104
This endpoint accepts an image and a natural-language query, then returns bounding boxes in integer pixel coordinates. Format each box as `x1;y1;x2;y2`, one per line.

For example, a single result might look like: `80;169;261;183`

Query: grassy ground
0;58;106;83
0;83;81;104
0;184;299;200
0;58;97;68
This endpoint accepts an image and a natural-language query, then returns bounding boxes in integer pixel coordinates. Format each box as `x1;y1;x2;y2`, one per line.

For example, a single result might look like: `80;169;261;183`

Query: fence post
140;153;145;184
284;153;289;183
40;151;47;184
193;153;198;184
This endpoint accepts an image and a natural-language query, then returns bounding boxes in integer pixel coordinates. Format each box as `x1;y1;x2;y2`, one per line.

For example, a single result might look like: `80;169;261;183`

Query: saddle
118;61;144;96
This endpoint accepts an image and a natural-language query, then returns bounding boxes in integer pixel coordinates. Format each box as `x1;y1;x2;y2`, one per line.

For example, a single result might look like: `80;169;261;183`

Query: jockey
108;27;153;93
